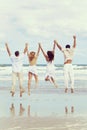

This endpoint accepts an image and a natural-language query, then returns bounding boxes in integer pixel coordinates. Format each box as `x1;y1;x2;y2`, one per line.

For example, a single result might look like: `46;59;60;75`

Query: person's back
26;44;40;95
39;43;58;88
54;36;76;93
5;43;28;97
10;53;24;73
62;46;75;64
28;51;38;66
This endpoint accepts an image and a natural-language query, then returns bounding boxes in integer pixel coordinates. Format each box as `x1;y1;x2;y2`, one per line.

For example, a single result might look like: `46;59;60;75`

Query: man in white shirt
54;36;76;93
5;43;28;97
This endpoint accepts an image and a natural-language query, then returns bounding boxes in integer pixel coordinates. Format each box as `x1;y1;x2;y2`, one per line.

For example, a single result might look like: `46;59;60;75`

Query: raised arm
52;42;56;55
23;43;28;54
5;43;11;56
36;43;40;57
25;43;29;56
54;40;62;51
39;43;48;60
73;35;76;48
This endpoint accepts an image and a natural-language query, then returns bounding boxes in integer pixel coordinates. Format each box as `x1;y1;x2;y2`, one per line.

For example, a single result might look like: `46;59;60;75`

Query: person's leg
45;75;50;81
11;72;17;96
64;65;69;93
50;77;58;88
18;72;24;90
45;73;58;88
18;72;25;97
69;65;74;93
28;72;32;95
33;74;38;88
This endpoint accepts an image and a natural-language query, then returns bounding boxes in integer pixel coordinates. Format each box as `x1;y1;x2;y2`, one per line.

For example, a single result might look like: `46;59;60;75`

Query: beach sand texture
0;89;87;130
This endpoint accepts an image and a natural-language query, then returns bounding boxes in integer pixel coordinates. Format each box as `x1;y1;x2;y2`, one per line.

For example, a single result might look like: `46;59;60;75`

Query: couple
5;42;57;97
5;35;76;96
5;43;40;97
39;35;76;94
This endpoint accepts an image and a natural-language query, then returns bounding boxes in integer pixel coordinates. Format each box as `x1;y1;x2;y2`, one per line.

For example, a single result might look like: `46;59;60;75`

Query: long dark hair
47;51;54;61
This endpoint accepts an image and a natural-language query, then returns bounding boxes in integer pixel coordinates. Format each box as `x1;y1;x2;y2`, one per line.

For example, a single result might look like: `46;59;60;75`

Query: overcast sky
0;0;87;64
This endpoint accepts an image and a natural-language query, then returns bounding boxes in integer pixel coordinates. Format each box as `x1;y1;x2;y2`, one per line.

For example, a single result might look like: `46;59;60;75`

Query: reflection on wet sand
10;103;15;116
19;103;25;116
28;105;30;117
10;103;31;117
10;103;26;116
65;106;74;114
10;103;75;117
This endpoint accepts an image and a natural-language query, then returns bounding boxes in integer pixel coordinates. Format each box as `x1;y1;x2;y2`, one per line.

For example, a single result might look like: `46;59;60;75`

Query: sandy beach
0;64;87;130
0;116;87;130
0;87;87;130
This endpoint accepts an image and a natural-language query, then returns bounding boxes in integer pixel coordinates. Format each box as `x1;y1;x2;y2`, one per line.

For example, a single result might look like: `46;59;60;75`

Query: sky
0;0;87;64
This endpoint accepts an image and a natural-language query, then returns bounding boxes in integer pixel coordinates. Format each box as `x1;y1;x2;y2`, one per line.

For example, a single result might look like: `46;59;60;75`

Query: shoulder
71;47;75;51
20;53;25;58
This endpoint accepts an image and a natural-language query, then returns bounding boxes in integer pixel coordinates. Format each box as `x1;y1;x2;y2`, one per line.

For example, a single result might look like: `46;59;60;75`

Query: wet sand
0;116;87;130
0;87;87;130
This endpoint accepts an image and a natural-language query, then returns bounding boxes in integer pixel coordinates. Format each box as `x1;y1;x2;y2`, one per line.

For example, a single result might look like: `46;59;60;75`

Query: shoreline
0;89;87;130
0;116;87;130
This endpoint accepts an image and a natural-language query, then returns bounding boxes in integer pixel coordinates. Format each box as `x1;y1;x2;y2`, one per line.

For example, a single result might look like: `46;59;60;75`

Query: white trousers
64;64;74;89
11;71;24;92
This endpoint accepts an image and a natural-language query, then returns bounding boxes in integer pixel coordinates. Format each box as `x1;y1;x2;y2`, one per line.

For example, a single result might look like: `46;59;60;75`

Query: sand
0;116;87;130
0;87;87;130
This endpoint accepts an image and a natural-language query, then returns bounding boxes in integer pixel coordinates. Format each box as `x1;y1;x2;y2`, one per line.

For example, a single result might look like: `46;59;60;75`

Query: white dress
45;61;55;79
28;65;38;75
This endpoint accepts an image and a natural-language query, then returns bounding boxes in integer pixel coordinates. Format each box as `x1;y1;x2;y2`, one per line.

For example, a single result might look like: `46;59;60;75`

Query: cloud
0;0;87;63
1;0;87;38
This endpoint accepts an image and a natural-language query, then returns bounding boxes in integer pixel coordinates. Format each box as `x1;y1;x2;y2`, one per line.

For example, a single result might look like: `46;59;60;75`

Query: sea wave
0;64;87;74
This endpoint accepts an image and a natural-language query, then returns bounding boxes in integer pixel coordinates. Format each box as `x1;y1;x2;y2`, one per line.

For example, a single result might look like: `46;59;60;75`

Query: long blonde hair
29;51;36;61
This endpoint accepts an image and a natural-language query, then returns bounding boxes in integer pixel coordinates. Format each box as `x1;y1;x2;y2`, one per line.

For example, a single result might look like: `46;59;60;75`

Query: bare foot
71;88;74;93
20;90;25;97
65;88;68;93
10;91;15;97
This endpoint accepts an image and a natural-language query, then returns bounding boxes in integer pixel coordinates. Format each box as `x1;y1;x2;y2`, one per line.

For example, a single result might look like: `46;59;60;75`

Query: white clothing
45;61;55;79
64;64;74;89
28;65;38;75
11;71;23;92
62;47;74;62
10;53;25;73
10;53;25;92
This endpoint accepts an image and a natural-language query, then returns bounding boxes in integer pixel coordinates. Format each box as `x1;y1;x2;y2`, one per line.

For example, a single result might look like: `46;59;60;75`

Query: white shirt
10;53;25;73
61;47;75;62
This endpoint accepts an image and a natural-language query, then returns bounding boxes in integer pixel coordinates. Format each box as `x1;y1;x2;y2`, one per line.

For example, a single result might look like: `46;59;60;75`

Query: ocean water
0;64;87;89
